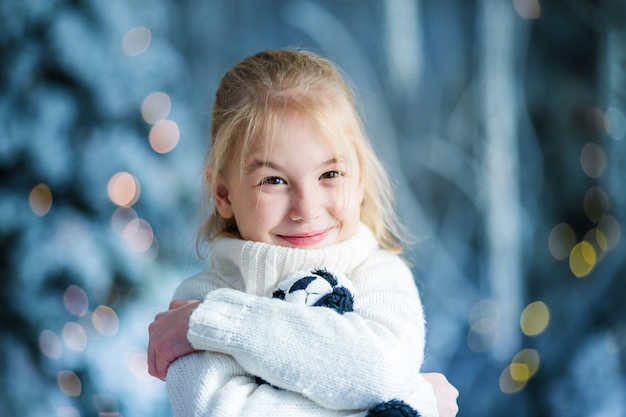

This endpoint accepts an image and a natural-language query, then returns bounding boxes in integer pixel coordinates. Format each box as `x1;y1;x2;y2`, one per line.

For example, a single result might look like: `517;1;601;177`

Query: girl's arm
166;350;367;417
186;252;438;413
153;273;367;417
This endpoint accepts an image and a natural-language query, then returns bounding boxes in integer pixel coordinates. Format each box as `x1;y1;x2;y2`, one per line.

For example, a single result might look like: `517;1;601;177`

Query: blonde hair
200;49;405;253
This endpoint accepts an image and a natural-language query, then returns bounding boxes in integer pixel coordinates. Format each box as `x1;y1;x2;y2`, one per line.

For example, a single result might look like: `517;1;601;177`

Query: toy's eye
320;171;342;179
260;176;286;185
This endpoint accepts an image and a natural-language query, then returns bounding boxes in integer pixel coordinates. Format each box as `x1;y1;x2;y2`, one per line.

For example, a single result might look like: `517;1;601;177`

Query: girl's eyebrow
244;157;342;175
244;159;279;175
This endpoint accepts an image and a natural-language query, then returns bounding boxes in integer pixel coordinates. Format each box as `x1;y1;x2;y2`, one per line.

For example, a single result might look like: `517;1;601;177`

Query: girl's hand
422;373;459;417
148;299;202;380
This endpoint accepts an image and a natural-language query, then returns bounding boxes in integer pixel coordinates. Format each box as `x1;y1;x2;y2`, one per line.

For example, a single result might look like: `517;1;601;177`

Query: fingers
148;310;177;380
147;316;166;380
169;299;199;310
147;301;201;381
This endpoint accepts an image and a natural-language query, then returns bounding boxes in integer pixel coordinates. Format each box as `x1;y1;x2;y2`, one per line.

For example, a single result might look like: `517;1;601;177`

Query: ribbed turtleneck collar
208;223;379;296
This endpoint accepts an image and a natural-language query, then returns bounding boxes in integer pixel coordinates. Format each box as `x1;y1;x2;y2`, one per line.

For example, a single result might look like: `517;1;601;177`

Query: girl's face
213;113;364;248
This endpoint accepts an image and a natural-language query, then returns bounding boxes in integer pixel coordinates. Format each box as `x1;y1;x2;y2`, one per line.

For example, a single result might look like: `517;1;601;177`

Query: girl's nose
289;187;321;222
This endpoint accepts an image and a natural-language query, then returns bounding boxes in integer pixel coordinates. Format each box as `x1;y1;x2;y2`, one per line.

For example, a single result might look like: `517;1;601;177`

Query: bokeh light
93;393;120;415
39;330;63;360
467;299;499;352
149;119;180;154
29;183;53;216
57;370;82;397
123;218;155;253
121;26;151;56
500;365;526;394
596;215;621;252
605;107;626;141
511;349;540;381
63;285;89;317
501;349;541;394
141;91;172;124
569;241;596;278
57;406;80;417
92;305;119;336
513;0;541;19
583;186;609;223
107;172;141;207
520;301;550;336
125;346;151;381
111;207;139;236
583;229;607;263
62;322;87;352
548;223;576;260
580;142;606;179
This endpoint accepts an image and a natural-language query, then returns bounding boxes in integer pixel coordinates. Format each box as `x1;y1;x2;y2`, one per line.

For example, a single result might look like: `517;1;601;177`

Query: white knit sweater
166;223;439;417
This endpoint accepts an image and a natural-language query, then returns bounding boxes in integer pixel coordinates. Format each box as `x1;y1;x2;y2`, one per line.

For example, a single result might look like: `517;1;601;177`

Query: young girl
148;49;458;417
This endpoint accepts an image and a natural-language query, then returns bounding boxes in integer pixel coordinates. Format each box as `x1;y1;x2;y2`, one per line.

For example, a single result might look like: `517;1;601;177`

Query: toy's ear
208;168;234;219
367;399;420;417
313;286;354;314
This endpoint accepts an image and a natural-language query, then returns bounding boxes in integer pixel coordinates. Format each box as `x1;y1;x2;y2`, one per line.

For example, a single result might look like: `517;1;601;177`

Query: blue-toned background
1;1;625;416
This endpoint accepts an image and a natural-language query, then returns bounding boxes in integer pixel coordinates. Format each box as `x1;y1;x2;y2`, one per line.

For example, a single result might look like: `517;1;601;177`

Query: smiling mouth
277;229;330;247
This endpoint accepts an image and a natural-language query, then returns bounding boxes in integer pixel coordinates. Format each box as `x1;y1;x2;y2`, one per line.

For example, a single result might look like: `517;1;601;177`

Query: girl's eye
260;176;286;185
320;171;341;179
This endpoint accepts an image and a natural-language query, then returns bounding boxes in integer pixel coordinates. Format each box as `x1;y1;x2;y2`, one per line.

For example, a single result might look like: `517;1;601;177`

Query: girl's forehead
246;120;357;162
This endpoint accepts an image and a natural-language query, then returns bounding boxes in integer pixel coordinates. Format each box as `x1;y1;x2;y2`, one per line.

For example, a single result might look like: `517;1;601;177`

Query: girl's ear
358;173;365;206
207;168;234;219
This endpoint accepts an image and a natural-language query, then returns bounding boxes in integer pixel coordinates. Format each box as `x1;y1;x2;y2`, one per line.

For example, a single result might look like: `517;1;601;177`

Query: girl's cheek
328;188;347;213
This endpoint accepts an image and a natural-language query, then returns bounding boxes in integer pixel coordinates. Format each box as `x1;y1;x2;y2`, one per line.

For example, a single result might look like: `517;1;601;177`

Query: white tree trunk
477;0;524;361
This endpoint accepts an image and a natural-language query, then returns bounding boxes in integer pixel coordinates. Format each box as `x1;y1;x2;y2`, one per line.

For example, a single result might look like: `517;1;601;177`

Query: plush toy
267;268;422;417
271;268;354;314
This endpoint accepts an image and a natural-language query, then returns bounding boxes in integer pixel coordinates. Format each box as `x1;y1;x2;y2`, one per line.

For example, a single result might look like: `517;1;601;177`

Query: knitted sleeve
166;274;367;417
166;351;369;417
187;252;438;415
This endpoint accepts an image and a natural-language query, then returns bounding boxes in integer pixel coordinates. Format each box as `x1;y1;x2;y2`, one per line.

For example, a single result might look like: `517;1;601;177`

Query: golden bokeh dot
511;349;540;381
520;301;550;336
569;241;596;278
509;363;530;382
584;228;607;264
29;183;53;216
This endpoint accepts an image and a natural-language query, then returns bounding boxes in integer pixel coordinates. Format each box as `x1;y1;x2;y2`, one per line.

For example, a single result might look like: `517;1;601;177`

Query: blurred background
1;0;625;416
